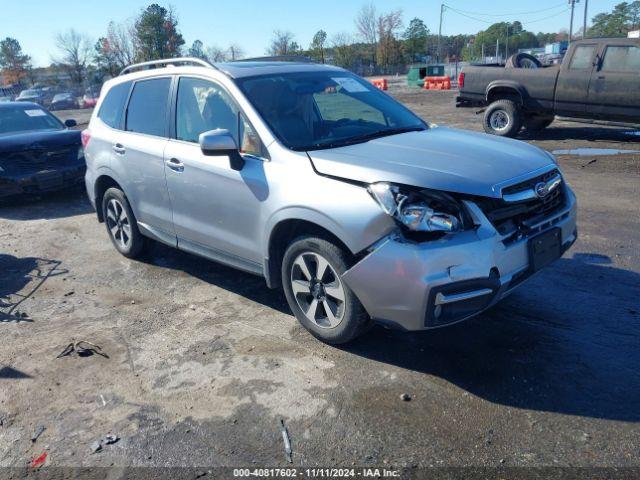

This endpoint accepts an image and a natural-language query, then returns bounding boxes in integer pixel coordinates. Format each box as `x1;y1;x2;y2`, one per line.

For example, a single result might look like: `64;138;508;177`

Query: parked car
80;88;100;109
457;38;640;137
83;58;577;344
15;89;44;105
50;92;79;111
0;102;85;199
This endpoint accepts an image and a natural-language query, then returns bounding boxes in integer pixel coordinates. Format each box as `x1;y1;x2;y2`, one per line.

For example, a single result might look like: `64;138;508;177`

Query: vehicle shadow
0;254;67;322
519;125;640;143
339;254;640;422
142;242;291;315
0;188;93;220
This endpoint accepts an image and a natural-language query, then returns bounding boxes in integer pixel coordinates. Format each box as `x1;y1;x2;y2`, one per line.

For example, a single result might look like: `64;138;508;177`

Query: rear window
125;77;171;137
97;81;131;129
602;45;640;72
569;45;597;70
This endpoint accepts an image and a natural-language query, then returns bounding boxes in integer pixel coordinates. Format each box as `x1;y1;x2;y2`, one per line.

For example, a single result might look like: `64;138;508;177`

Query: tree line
1;1;638;89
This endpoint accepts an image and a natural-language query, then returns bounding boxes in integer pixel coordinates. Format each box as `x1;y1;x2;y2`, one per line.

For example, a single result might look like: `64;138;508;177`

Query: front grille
1;147;77;173
474;169;566;242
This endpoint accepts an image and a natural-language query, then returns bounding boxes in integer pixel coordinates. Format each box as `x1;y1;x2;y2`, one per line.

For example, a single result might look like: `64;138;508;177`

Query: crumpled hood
307;127;555;198
0;129;80;155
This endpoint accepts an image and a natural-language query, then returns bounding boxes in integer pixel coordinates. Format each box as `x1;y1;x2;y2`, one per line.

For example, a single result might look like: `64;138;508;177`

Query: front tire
281;236;370;344
483;99;523;138
102;187;145;258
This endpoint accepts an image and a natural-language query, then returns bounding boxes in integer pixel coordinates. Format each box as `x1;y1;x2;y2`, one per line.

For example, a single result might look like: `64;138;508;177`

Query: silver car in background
83;58;577;344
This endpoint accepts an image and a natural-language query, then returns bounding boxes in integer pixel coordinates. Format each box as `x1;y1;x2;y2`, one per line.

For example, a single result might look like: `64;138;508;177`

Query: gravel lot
1;83;639;474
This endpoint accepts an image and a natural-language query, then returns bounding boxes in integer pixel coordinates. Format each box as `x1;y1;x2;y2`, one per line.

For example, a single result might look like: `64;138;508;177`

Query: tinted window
176;77;239;144
98;81;131;129
569;45;596;69
0;105;63;135
602;46;640;72
126;78;171;137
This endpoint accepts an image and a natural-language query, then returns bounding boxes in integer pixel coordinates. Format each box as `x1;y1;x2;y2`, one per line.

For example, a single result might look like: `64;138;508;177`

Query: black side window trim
123;76;174;138
171;75;270;160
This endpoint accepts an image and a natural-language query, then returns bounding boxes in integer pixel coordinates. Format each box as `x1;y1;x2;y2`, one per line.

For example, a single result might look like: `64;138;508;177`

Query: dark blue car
0;102;85;199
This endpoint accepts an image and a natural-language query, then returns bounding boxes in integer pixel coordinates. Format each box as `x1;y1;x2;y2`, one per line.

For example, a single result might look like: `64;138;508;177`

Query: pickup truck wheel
524;116;554;132
483;100;522;138
282;235;370;344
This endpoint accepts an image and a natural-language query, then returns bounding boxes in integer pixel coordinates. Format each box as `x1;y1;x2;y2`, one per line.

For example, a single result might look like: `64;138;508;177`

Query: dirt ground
1;82;639;475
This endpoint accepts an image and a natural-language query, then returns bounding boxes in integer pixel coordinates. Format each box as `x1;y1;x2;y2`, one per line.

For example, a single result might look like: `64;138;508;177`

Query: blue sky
3;0;620;67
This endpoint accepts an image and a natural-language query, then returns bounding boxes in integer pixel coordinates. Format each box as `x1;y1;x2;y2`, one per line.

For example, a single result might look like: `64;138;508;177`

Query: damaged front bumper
0;165;86;199
342;187;577;331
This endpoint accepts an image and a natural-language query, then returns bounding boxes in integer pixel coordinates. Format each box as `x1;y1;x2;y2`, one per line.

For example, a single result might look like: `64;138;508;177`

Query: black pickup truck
457;38;640;137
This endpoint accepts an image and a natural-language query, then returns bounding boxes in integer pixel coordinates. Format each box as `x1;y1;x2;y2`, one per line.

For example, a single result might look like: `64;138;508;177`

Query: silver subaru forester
83;58;577;344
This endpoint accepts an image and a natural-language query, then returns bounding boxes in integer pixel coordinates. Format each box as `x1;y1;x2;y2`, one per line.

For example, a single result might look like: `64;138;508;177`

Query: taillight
458;72;465;89
81;129;91;149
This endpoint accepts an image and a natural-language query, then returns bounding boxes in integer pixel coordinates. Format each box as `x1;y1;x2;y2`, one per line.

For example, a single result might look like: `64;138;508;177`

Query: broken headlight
368;182;463;233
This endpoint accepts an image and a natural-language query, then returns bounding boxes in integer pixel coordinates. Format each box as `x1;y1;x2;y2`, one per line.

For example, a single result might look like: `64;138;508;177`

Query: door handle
112;143;126;155
165;157;184;172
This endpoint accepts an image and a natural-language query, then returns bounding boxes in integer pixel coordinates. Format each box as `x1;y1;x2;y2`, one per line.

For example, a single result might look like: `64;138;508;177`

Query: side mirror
64;119;77;128
199;129;244;171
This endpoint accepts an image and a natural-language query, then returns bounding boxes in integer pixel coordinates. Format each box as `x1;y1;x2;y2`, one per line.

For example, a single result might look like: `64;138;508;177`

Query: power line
445;3;567;18
444;5;571;27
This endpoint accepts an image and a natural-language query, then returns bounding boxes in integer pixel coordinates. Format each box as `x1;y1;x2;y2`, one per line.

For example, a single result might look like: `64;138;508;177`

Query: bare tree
267;30;300;56
54;29;92;86
355;3;378;45
206;45;228;62
331;33;355;69
376;10;404;68
227;43;245;61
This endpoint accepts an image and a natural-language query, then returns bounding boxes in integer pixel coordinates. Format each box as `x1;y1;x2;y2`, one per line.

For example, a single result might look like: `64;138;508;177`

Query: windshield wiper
307;126;426;150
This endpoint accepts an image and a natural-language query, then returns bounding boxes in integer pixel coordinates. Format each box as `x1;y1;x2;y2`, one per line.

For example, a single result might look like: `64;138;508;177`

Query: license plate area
529;228;562;272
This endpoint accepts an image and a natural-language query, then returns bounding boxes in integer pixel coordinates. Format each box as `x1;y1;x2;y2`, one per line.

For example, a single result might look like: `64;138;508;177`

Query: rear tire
281;235;370;344
102;187;145;258
483;99;522;138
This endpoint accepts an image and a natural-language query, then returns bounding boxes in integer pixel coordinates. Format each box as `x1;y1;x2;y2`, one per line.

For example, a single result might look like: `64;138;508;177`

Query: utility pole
583;0;589;38
496;39;500;63
505;23;510;60
437;4;445;63
568;0;577;45
481;43;485;63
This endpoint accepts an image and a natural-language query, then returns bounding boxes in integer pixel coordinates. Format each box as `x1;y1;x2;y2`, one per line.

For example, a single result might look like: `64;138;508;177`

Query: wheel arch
93;173;124;223
264;213;358;289
486;81;526;105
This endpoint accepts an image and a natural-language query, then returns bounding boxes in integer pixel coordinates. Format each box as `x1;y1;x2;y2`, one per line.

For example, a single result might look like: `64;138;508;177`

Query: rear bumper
342;187;577;331
0;165;86;199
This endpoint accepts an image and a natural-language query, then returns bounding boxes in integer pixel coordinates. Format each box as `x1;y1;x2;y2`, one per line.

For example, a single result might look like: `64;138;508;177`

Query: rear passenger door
115;76;175;244
554;44;599;117
589;43;640;121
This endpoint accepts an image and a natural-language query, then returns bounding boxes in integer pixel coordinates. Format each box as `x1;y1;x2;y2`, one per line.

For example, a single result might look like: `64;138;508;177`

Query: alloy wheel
490;110;510;132
290;252;346;328
105;198;132;250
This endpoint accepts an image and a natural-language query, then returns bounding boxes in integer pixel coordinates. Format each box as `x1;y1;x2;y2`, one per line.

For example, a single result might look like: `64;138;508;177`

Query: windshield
0;105;64;135
236;71;426;151
19;90;39;97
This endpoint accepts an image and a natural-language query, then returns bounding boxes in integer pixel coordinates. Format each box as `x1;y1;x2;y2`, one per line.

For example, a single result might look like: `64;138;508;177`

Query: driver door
163;76;269;272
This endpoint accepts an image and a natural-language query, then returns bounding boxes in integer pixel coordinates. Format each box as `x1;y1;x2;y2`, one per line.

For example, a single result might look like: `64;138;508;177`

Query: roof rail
235;55;316;63
119;57;214;76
